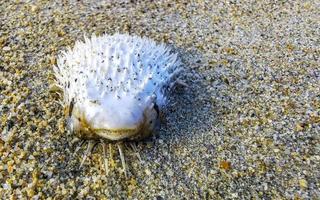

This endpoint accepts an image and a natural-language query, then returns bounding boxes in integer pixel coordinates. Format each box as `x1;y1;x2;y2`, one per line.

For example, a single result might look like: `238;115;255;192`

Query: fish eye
153;103;159;115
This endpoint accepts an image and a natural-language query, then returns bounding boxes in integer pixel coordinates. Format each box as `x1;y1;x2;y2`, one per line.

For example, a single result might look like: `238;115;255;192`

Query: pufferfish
53;33;182;176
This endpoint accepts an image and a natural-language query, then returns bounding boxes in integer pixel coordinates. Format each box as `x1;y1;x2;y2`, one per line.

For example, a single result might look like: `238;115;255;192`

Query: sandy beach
0;0;319;199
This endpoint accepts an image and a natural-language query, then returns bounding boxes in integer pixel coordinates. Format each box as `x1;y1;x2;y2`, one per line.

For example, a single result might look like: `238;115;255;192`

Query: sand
0;0;319;199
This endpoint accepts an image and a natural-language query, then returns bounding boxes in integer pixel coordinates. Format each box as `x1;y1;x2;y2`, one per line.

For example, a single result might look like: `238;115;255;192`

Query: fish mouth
76;121;152;141
70;110;145;141
95;127;142;141
70;106;154;141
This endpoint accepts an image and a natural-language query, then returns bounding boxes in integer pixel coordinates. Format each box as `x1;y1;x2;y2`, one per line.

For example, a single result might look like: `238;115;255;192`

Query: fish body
54;34;181;141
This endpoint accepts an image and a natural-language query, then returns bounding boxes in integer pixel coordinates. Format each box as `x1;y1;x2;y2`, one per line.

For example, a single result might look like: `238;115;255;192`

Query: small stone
7;160;14;174
231;193;238;198
50;56;57;65
49;84;62;93
299;179;308;188
27;188;35;197
0;139;4;150
0;36;7;46
31;5;39;12
145;168;151;176
295;123;304;132
166;169;174;176
273;149;280;153
219;161;231;170
2;183;11;190
3;46;11;51
57;29;66;37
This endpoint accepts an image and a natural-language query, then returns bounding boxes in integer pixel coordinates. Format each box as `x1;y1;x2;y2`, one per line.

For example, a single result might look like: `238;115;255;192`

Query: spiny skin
54;34;182;141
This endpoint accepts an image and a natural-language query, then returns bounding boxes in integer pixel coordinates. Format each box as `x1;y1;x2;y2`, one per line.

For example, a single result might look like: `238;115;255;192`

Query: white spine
54;34;181;109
